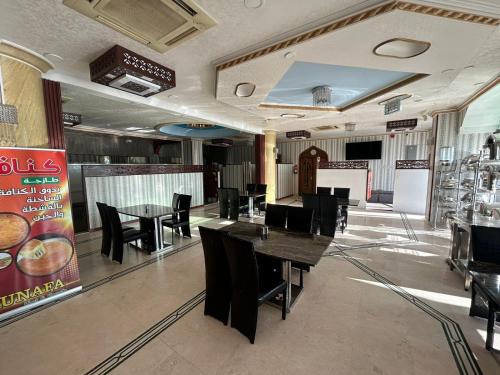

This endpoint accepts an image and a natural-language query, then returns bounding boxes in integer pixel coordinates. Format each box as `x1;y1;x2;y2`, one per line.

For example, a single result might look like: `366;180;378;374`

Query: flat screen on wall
346;141;382;160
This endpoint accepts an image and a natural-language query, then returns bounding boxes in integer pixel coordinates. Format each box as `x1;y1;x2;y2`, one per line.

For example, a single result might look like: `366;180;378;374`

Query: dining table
117;204;182;252
337;198;360;207
218;221;332;311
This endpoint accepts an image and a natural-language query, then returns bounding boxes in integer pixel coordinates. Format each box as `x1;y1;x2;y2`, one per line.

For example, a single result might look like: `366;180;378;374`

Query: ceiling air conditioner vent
63;0;216;53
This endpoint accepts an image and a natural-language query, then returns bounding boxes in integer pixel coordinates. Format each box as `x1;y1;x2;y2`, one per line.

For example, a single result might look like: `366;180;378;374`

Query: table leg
284;260;291;311
154;217;161;252
248;196;254;218
486;301;496;351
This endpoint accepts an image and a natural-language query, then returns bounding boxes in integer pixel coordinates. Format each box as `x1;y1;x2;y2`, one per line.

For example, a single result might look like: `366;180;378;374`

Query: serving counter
448;213;500;289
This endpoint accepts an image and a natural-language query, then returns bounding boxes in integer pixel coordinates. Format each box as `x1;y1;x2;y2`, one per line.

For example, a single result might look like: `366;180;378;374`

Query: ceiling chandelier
312;86;332;106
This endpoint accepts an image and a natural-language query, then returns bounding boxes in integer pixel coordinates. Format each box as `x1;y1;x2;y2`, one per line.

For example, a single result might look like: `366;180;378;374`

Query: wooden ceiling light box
212;138;233;147
386;118;417;132
89;45;175;97
286;130;311;140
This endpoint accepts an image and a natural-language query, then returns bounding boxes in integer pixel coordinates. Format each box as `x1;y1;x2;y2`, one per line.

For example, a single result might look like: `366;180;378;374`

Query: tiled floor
1;199;499;374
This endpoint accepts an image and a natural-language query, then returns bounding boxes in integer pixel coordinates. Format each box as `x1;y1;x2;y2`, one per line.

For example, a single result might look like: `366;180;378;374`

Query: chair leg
171;228;174;244
282;288;287;320
300;269;304;288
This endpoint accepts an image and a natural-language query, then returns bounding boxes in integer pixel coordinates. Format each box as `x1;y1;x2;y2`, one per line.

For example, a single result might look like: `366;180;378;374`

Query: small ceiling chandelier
312;86;332;106
187;123;215;129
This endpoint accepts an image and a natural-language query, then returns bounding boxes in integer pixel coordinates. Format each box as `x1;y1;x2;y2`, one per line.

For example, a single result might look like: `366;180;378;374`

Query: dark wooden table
469;271;500;350
117;204;181;252
337;198;360;207
219;221;332;310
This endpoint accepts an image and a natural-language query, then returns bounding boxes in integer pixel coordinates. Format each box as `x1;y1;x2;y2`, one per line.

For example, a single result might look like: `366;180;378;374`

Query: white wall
393;169;429;215
316;169;368;208
276;164;294;199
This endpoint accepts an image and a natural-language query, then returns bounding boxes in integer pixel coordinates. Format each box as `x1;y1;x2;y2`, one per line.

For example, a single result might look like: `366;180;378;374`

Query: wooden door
299;146;328;195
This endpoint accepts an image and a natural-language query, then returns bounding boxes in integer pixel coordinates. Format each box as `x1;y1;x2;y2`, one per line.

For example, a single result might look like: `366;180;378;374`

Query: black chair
334;187;350;230
255;184;267;215
172;193;180;210
199;226;232;325
302;193;320;234
287;206;314;287
221;234;287;344
246;184;256;194
106;206;149;264
96;202;133;256
218;188;229;219
265;204;287;228
162;194;192;243
316;187;331;195
227;188;244;220
319;195;339;237
287;206;314;233
469;226;500;272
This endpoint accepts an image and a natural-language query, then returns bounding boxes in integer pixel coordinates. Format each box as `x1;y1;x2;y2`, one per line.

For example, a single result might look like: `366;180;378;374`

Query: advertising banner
0;147;81;319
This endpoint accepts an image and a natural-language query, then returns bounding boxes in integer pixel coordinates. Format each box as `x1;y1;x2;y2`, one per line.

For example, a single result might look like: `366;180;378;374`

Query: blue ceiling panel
265;61;415;107
158;124;241;139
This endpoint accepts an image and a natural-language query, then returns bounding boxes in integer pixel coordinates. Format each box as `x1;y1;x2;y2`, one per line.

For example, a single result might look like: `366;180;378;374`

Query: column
264;130;277;203
0;40;54;147
254;134;265;184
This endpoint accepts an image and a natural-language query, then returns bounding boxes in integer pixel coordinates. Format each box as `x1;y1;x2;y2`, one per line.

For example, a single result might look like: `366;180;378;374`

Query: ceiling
0;0;499;141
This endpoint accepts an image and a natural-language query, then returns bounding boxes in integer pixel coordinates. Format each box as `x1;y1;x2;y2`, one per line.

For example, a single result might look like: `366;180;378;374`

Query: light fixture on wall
312;86;332;106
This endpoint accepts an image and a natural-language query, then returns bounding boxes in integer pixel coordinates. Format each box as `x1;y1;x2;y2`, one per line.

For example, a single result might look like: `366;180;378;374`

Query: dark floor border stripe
85;291;206;375
0;240;201;329
335;250;482;375
400;212;418;242
77;249;101;259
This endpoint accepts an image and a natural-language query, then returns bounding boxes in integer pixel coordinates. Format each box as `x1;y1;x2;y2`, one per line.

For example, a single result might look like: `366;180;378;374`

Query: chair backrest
334;187;350;199
198;226;231;306
319;195;339;237
96;202;109;231
302;193;320;217
172;193;180;210
217;188;229;218
105;205;124;242
227;188;240;220
287;206;314;233
221;234;259;303
177;194;192;222
265;204;287;228
316;187;331;195
246;184;256;194
470;225;500;264
256;184;267;194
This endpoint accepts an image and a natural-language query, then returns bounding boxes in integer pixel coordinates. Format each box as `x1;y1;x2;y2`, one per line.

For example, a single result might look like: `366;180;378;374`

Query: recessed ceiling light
474;82;485;86
280;113;305;119
244;0;264;9
464;65;475;69
284;51;295;59
441;68;455;74
125;127;142;130
414;98;423;102
235;82;256;97
43;53;64;62
373;38;430;59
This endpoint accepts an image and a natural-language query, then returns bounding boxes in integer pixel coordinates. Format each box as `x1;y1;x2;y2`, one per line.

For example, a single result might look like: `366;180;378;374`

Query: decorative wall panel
221;163;255;192
276;164;294;199
85;172;204;229
278;131;430;191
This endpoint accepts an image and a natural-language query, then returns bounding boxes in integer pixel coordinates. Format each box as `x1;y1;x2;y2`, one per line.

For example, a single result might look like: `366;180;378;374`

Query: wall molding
82;164;212;177
0;40;54;73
